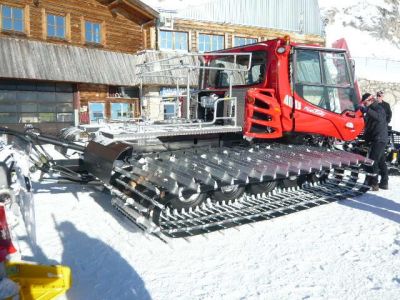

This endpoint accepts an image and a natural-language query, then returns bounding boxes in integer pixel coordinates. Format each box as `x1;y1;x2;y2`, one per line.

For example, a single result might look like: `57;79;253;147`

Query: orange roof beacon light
283;35;291;45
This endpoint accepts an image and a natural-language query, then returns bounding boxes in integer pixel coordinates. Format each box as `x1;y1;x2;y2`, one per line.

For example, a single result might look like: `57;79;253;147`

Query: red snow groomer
220;36;365;141
1;37;372;240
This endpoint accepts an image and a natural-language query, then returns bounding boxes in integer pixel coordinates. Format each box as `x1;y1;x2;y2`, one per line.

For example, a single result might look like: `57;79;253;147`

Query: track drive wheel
168;190;207;210
212;184;245;202
279;176;299;189
248;180;277;194
307;170;329;184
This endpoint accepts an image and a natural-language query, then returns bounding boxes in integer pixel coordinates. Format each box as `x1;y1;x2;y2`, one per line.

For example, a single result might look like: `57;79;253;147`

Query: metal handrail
136;52;253;75
135;97;238;132
137;52;252;121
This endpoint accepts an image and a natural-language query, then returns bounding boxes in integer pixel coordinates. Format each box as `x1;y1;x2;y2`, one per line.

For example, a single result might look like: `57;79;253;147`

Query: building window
163;101;178;119
47;14;65;39
234;37;257;47
85;21;101;44
160;30;188;51
198;34;224;52
108;86;139;98
1;5;24;32
89;102;105;123
110;103;133;120
0;80;74;124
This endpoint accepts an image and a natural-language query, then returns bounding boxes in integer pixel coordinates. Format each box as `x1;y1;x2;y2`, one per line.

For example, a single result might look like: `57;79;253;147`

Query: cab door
291;48;364;141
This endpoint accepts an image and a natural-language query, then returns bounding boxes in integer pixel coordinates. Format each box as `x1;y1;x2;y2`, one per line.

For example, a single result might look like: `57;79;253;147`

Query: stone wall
358;78;400;107
358;78;400;130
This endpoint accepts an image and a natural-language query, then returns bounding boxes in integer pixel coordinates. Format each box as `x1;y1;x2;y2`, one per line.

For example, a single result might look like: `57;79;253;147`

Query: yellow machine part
392;151;398;162
5;262;72;300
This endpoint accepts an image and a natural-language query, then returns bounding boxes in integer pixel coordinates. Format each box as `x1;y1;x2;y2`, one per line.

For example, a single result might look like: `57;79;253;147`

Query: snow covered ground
3;1;399;299
9;171;400;299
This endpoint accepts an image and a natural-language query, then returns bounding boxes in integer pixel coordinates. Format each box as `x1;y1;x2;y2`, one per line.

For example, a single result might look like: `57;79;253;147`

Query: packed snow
8;168;400;299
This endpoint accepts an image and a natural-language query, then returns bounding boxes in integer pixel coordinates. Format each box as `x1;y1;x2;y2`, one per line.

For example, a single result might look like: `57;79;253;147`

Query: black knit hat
361;93;371;102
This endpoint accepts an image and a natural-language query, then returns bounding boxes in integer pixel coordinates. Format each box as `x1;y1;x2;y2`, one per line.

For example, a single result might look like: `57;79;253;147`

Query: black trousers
367;141;388;185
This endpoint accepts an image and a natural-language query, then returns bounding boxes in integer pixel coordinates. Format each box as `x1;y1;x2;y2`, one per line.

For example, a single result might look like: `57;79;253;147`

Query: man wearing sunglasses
376;91;392;125
359;93;389;191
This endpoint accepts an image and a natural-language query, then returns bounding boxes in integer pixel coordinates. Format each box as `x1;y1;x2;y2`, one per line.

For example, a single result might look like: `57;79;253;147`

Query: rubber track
114;143;371;198
110;144;372;239
112;168;369;239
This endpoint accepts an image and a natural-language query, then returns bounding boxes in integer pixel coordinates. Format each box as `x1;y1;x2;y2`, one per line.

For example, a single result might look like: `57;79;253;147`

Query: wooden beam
102;21;107;46
41;8;46;40
110;6;147;25
66;13;71;42
108;0;123;10
80;16;85;44
107;0;158;25
24;5;31;36
150;27;156;49
122;0;157;20
143;27;147;48
97;0;115;4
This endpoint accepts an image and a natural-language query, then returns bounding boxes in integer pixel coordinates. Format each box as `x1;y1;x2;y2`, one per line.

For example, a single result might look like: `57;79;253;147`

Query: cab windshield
294;49;358;113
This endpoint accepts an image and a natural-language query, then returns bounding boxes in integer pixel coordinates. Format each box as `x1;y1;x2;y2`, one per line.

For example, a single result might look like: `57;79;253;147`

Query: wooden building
143;0;324;52
0;0;158;133
0;0;327;132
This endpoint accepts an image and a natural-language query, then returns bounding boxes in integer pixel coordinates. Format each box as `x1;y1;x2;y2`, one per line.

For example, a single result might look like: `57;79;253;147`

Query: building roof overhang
0;37;137;85
97;0;158;25
0;38;199;86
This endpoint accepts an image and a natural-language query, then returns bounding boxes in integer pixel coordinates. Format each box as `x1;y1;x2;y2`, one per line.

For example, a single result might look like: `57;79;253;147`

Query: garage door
0;80;74;132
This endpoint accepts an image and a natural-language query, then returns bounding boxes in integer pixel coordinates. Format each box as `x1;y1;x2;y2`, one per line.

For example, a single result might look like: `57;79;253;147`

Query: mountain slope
319;0;400;59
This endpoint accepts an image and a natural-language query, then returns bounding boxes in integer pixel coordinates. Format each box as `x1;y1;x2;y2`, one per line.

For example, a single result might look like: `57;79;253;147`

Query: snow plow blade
5;262;71;300
83;141;133;183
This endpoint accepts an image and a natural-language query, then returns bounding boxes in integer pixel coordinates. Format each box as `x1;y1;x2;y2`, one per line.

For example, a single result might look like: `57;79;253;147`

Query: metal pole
139;78;143;119
32;134;86;152
228;71;232;97
187;69;190;120
230;54;237;97
176;80;180;118
234;97;237;127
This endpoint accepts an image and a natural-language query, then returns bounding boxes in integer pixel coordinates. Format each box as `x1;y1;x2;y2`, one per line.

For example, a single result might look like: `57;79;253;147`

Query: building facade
143;0;324;52
0;0;157;133
0;0;325;132
139;0;324;121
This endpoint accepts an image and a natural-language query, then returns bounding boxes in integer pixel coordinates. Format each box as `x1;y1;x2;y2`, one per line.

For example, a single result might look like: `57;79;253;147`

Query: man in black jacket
360;93;389;190
376;91;392;124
